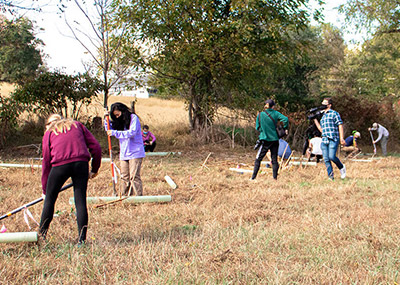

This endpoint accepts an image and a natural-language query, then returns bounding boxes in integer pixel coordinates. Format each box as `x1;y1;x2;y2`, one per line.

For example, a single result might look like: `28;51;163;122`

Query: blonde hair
45;114;77;135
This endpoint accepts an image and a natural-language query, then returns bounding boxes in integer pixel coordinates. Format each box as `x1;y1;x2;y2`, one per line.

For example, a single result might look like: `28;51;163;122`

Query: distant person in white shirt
308;136;323;163
369;123;389;156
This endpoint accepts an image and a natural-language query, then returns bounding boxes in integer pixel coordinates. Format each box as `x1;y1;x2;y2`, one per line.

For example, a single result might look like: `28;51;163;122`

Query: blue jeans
321;138;343;178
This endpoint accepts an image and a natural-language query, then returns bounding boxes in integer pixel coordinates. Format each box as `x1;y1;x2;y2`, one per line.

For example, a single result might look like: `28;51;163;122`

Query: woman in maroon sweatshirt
40;114;102;244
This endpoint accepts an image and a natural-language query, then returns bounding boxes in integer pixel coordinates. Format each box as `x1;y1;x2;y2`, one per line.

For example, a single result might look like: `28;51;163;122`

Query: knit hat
264;99;275;107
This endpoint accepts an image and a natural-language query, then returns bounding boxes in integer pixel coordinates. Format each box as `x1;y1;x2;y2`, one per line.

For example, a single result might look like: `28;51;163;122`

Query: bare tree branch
63;0;139;107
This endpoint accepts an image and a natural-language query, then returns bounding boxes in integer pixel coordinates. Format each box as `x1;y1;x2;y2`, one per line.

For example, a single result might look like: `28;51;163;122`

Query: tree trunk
188;95;213;142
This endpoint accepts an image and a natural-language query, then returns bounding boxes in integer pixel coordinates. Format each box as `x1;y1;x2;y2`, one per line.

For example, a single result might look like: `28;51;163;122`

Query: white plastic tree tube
290;161;317;166
101;152;182;161
348;159;373;162
0;163;41;168
0;232;38;243
229;168;253;173
164;175;177;189
69;195;172;205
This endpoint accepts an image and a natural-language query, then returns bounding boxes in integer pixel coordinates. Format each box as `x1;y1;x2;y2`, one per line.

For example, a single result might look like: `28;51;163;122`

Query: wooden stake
283;150;294;170
201;152;212;169
93;196;131;209
278;144;289;172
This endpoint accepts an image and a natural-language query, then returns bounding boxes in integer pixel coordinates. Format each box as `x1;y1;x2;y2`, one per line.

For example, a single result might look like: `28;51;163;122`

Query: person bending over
40;114;101;245
369;123;389;156
342;131;361;158
106;102;145;196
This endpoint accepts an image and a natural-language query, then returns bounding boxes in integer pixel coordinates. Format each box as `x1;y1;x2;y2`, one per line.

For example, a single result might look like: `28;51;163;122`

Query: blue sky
22;0;364;75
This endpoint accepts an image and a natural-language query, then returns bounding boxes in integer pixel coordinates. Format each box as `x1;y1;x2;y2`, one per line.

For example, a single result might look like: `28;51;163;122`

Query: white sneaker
340;165;346;179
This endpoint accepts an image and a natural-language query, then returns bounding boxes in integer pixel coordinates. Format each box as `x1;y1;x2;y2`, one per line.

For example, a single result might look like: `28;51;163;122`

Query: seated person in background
142;125;156;152
266;139;292;168
302;122;321;157
342;131;361;158
308;136;323;163
142;125;157;152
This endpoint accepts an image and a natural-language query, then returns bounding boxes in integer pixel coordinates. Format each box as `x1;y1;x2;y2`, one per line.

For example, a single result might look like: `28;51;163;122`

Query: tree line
1;0;399;148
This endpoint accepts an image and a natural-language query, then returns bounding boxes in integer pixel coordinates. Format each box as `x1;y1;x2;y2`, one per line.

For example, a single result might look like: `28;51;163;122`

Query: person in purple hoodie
107;102;145;196
40;114;102;245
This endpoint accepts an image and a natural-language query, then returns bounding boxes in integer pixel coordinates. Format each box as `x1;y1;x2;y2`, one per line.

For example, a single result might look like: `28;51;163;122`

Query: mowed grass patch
0;152;400;283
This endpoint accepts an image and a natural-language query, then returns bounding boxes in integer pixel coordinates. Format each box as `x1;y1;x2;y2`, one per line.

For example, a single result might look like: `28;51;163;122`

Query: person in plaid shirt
314;98;346;180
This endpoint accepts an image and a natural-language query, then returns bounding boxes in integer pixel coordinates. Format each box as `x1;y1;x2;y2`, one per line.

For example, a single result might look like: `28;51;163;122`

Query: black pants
144;141;156;152
39;161;89;243
252;140;279;179
310;153;323;163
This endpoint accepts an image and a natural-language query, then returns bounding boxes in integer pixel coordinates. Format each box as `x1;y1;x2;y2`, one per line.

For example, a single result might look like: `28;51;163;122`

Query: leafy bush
12;71;103;120
0;95;23;146
333;93;399;140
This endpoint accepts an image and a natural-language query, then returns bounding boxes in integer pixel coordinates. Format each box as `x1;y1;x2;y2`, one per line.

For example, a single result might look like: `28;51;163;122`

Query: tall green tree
114;0;319;136
340;33;400;100
0;16;43;84
339;0;400;34
308;24;347;98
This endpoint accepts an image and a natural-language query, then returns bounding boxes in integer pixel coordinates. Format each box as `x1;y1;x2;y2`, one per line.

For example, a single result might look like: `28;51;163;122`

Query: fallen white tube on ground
164;175;177;189
146;152;181;156
348;159;373;162
0;163;41;168
0;232;38;243
101;152;182;162
229;168;253;173
69;195;172;205
290;161;317;166
259;161;317;166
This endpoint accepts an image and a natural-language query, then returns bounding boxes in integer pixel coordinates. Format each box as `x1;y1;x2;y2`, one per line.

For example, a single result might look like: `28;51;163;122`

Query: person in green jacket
251;99;289;180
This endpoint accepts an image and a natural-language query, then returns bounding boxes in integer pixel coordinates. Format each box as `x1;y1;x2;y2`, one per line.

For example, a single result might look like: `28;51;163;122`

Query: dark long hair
110;102;133;130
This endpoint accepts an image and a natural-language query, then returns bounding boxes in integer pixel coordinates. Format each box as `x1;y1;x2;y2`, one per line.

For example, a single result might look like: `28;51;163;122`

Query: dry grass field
87;95;193;149
1;150;400;283
87;94;188;127
1;86;400;283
